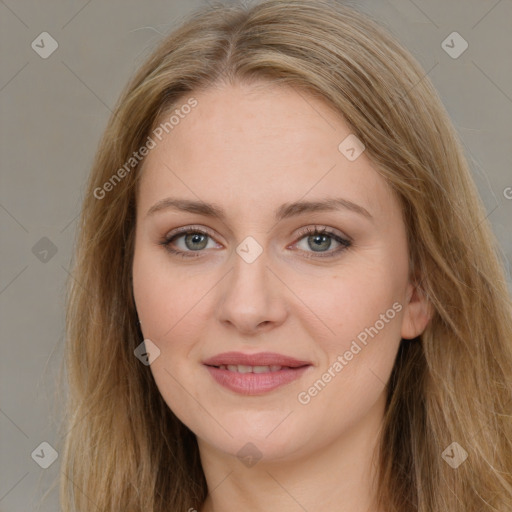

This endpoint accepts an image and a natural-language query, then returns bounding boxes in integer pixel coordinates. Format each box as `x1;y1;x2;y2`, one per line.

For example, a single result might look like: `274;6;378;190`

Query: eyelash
159;225;352;260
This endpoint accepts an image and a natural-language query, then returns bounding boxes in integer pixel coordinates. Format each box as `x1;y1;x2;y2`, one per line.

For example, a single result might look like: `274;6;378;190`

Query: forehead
136;82;394;220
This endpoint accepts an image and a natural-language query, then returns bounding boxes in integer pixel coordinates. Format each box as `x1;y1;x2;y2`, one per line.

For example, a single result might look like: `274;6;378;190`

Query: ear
400;280;432;340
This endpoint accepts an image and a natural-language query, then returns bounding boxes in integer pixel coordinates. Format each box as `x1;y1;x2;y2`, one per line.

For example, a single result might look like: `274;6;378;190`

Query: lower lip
204;365;311;395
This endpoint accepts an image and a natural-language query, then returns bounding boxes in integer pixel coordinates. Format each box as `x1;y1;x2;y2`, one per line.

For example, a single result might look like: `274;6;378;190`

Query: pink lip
203;351;312;395
203;351;311;368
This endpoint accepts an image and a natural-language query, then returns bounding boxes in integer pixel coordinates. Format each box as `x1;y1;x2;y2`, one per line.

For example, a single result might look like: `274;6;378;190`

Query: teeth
253;365;270;373
218;364;284;373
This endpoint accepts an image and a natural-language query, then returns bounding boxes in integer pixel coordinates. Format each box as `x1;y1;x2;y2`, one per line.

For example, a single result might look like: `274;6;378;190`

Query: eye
291;225;351;259
159;225;352;259
159;226;221;258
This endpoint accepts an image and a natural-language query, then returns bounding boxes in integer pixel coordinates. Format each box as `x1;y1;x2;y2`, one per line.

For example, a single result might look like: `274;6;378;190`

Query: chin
195;415;315;465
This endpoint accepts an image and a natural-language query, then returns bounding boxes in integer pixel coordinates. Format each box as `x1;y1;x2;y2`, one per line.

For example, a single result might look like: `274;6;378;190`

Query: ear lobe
400;282;433;340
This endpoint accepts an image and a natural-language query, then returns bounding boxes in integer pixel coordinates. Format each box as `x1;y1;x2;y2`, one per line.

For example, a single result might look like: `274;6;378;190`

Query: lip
203;351;312;395
203;351;311;368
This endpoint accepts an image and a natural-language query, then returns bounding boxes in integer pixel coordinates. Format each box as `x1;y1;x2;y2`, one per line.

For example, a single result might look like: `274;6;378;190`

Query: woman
59;1;512;511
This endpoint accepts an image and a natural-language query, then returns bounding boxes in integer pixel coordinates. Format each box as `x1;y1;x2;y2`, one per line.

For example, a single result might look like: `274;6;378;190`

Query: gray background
1;0;511;510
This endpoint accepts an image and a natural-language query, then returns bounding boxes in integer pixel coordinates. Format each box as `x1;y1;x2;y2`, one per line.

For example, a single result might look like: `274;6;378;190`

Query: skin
132;81;431;512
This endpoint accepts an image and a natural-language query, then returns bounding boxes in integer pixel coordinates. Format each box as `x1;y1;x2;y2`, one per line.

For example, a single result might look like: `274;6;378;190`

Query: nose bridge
232;239;269;291
215;238;288;332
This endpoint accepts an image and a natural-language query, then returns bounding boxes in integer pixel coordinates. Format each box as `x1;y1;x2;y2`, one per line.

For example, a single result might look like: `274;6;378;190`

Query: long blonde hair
59;1;512;510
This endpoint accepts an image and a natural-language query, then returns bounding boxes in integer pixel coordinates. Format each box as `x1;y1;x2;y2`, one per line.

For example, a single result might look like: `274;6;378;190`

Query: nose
215;246;288;336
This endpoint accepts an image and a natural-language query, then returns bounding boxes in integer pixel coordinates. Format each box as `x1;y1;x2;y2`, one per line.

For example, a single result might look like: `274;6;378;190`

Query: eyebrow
146;196;373;222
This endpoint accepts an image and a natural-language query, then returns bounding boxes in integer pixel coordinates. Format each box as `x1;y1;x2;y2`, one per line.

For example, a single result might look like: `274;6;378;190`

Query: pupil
186;233;207;250
309;234;331;252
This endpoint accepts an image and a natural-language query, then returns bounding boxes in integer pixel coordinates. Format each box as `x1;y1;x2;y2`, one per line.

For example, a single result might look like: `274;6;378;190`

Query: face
132;81;429;464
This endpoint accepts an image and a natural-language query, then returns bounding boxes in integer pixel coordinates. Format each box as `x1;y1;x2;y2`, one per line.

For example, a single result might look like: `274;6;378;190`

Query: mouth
208;364;304;373
203;352;312;395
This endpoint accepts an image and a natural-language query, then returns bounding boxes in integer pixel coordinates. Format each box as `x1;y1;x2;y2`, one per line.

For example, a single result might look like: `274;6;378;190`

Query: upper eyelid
164;225;219;243
295;224;351;242
164;225;345;240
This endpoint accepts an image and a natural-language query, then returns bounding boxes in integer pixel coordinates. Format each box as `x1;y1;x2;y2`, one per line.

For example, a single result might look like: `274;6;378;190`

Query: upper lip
203;351;311;368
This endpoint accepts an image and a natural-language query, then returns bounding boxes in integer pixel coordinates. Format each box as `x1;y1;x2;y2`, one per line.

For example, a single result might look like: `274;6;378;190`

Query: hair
58;0;512;510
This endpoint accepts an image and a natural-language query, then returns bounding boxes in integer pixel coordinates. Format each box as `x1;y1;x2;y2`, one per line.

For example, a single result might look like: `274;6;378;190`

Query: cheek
292;285;402;437
132;246;213;343
296;264;404;344
132;248;214;425
290;266;405;410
